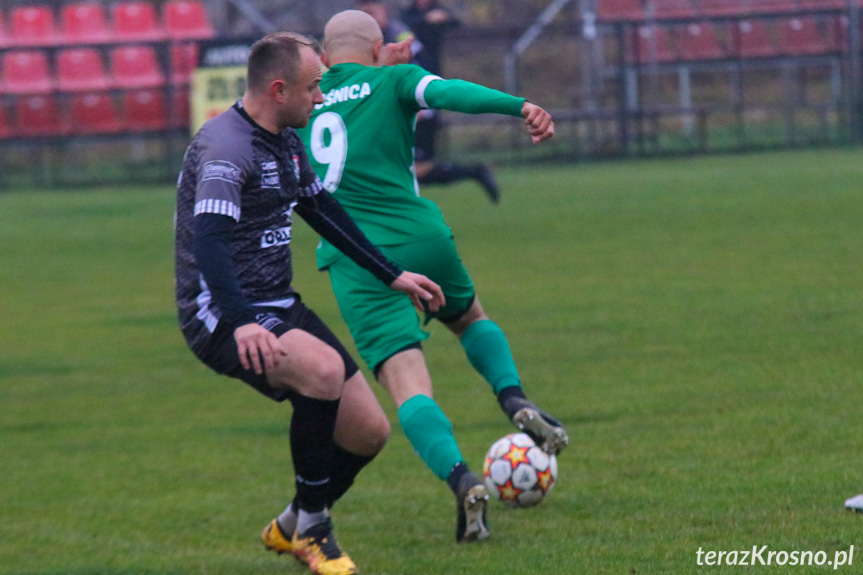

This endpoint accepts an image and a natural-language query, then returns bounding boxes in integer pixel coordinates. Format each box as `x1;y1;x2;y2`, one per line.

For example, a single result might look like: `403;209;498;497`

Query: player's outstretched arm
390;271;446;313
421;78;553;144
522;102;554;144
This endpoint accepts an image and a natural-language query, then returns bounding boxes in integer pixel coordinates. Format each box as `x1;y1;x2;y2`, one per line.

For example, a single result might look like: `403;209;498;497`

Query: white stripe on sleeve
301;177;324;197
415;74;443;109
194;199;241;221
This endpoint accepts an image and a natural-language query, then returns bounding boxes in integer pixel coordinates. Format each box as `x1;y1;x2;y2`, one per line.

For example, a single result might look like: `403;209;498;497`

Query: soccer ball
482;432;558;507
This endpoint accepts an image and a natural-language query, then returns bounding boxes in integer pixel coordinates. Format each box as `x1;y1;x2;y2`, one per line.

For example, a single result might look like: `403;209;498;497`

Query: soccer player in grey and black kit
174;31;444;575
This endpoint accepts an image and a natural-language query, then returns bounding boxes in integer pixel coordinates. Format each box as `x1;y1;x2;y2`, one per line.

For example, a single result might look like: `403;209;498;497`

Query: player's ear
372;39;383;64
270;79;286;102
321;51;332;69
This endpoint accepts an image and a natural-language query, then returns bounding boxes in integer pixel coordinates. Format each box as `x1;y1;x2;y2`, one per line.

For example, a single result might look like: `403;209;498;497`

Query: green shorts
326;232;475;372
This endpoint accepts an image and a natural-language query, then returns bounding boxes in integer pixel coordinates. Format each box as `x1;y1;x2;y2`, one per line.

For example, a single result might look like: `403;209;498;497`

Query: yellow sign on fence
189;41;252;134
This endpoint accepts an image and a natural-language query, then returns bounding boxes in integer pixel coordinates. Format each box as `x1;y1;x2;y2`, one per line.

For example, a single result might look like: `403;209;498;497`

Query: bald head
323;10;383;65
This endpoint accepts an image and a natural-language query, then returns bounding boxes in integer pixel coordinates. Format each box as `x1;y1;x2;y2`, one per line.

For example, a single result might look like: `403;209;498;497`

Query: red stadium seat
777;17;830;55
756;0;797;13
598;0;645;21
677;22;725;60
111;45;166;88
123;89;168;131
70;92;123;134
169;86;191;128
699;0;748;17
163;0;215;39
631;25;677;63
0;104;12;139
170;42;199;84
733;19;777;58
0;11;9;48
16;95;63;136
62;2;112;44
797;0;845;10
2;50;53;94
57;48;111;91
112;1;166;41
9;5;60;46
652;0;697;20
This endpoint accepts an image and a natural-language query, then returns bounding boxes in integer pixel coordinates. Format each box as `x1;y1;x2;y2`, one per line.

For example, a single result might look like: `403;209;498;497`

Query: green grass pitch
2;148;863;574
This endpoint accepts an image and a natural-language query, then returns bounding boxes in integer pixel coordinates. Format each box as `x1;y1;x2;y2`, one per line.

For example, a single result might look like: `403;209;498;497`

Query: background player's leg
414;113;500;203
417;161;500;204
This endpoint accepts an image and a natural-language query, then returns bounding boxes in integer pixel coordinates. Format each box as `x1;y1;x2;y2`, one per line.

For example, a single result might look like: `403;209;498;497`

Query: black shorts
414;112;439;162
196;299;360;402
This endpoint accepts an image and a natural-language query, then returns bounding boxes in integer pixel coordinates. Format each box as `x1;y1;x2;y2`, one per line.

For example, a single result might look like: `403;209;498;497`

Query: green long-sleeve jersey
297;63;525;269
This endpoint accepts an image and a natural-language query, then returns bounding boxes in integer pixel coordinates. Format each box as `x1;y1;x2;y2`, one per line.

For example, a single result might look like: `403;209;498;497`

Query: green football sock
398;394;464;480
460;319;521;395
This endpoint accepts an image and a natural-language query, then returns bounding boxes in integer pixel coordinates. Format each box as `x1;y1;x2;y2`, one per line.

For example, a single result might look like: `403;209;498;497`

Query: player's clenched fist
521;102;554;144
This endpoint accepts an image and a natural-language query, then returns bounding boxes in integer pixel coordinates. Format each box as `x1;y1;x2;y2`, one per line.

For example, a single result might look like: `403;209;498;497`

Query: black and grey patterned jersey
175;102;320;353
175;101;402;355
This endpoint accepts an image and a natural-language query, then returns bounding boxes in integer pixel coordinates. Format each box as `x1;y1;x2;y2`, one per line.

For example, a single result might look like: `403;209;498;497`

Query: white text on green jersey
315;83;372;110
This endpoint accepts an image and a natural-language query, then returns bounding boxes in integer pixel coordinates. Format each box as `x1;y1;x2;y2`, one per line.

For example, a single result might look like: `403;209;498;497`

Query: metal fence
1;0;862;188
440;0;863;163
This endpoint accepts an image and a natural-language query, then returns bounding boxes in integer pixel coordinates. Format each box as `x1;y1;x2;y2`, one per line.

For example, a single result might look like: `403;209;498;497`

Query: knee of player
295;350;347;400
315;359;348;399
362;417;391;455
370;416;391;451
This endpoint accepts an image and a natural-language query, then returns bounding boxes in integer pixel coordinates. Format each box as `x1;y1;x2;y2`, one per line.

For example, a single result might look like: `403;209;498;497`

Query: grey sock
296;508;329;535
277;501;297;536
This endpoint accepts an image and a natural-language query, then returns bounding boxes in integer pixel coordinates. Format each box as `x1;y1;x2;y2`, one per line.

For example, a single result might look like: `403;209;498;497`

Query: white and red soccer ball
483;432;558;507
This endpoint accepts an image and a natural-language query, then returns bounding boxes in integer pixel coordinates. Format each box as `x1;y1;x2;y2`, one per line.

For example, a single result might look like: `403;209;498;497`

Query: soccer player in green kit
298;10;566;543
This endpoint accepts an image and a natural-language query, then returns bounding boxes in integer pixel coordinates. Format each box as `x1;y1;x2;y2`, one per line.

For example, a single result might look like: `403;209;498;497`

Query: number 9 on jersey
310;111;348;192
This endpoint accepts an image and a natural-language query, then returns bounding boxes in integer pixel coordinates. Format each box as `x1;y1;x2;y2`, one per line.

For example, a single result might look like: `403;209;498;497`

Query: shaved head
323;10;383;61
